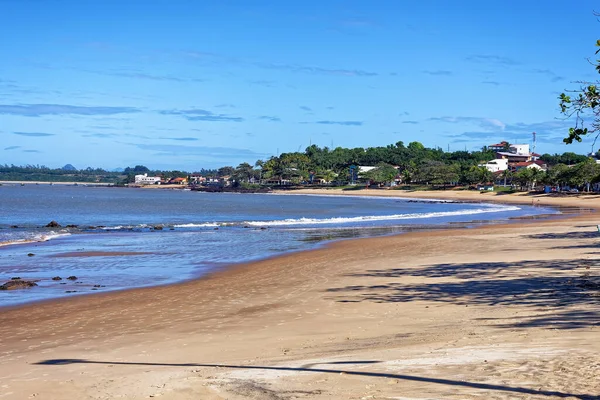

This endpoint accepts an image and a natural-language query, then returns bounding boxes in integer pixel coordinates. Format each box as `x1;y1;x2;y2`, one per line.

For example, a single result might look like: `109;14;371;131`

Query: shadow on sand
34;358;599;399
328;258;600;329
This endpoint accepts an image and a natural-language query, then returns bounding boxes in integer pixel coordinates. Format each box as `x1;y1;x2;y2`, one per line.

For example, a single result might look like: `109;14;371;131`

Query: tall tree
559;27;600;146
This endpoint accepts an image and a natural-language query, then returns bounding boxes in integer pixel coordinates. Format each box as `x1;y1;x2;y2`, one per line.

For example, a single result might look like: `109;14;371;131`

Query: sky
1;0;600;171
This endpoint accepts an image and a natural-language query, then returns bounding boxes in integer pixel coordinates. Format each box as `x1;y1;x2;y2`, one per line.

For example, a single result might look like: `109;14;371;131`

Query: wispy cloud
530;68;565;83
159;137;199;141
466;54;519;66
300;106;312;112
402;121;419;124
214;103;236;108
23;149;41;153
429;116;506;131
482;81;501;86
4;145;21;150
13;131;55;137
256;62;377;77
449;120;573;144
423;70;453;76
187;115;243;122
249;80;277;88
133;143;267;158
82;133;119;138
182;49;379;77
338;17;378;28
258;115;281;122
311;120;363;126
0;104;140;117
160;108;244;122
107;71;205;83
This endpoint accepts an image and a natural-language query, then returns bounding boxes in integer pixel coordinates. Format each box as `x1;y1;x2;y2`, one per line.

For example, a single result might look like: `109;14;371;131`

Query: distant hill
62;164;77;171
112;167;124;172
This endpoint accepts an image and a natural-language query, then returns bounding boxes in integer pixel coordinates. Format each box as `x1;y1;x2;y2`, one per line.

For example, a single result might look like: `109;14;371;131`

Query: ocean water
0;184;559;307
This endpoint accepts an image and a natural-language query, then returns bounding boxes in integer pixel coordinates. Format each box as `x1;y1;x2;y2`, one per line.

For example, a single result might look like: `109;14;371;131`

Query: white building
134;173;161;185
358;166;377;174
480;158;508;172
509;144;529;155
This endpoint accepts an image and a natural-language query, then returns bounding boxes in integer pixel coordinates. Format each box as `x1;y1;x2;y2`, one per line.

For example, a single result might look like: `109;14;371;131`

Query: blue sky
1;0;599;170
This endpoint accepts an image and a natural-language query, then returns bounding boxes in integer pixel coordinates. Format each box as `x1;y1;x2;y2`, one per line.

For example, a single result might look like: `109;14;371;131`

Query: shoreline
1;190;599;398
0;190;579;309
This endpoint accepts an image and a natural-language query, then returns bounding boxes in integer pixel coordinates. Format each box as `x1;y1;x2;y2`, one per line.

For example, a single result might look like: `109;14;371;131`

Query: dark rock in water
46;220;61;228
153;225;163;230
66;224;78;228
88;226;96;229
1;279;38;290
65;290;77;293
260;227;268;230
67;275;77;281
27;253;35;257
52;276;62;281
10;225;18;229
93;284;102;288
97;225;105;228
214;227;219;230
243;225;250;228
11;277;21;280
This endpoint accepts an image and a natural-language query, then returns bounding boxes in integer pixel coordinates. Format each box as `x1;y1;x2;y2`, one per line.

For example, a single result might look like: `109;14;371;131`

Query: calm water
0;184;558;307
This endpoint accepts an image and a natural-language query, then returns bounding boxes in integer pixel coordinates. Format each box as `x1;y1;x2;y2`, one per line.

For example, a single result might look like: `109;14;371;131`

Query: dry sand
0;189;599;399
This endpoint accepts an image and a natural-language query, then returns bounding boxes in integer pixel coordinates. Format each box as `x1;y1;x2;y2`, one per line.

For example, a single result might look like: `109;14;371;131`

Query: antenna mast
532;132;536;154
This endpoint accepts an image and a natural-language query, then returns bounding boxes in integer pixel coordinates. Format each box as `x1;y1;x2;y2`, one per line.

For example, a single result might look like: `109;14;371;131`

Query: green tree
363;163;398;185
559;31;600;145
232;163;255;183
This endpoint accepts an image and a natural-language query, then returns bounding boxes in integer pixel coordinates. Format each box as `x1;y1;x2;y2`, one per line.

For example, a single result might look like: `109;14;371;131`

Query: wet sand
0;190;599;399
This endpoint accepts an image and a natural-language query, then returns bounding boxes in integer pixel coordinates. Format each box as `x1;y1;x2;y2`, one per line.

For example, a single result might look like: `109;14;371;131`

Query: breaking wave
244;206;521;227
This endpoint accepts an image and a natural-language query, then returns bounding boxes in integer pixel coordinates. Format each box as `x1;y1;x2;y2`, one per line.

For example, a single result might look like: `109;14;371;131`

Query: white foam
0;231;71;247
173;223;220;228
34;231;71;242
245;206;521;227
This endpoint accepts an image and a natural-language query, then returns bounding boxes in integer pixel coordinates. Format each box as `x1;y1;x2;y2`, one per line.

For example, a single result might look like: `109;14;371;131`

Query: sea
0;184;560;307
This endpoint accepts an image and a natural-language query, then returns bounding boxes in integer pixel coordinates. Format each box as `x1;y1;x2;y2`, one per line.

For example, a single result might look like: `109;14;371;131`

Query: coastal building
134;173;161;185
480;158;508;172
358;166;377;174
510;160;548;172
495;143;540;163
169;177;188;185
189;174;206;184
261;177;291;186
488;141;510;152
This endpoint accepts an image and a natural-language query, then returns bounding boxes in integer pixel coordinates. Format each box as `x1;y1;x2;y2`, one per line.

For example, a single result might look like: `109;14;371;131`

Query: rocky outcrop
0;279;38;290
45;221;61;228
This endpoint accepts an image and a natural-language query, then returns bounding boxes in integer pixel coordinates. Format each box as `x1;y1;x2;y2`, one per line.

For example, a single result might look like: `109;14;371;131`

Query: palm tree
501;169;512;187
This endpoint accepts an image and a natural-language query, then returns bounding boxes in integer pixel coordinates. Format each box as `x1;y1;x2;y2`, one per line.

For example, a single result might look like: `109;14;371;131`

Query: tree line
2;142;599;190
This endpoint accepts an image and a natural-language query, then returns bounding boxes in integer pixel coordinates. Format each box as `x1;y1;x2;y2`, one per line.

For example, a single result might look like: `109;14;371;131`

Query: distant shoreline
0;181;114;186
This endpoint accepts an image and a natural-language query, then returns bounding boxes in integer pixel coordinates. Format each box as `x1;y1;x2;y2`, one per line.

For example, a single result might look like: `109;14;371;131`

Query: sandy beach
1;189;599;399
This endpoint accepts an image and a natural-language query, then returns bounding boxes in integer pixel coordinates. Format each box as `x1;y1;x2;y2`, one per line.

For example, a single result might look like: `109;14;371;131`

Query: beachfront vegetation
2;142;600;191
